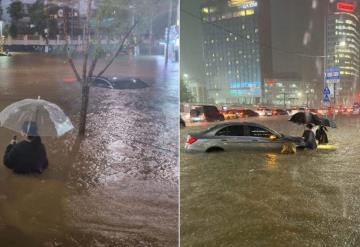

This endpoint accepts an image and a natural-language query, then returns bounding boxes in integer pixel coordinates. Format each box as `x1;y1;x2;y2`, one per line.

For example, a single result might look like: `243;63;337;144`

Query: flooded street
181;116;360;247
0;53;178;246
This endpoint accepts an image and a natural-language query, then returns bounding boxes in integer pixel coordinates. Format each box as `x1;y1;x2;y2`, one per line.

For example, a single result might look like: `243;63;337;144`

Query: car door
213;125;248;150
246;125;283;150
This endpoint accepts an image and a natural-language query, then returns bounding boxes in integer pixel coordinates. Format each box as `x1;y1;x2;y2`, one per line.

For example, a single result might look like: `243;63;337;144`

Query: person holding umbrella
3;121;48;174
0;97;74;174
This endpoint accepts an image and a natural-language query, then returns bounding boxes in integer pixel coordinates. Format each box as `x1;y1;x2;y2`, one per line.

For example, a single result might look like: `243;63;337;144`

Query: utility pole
149;8;153;55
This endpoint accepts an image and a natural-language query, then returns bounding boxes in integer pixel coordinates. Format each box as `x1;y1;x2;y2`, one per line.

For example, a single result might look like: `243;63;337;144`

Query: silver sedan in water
185;122;304;152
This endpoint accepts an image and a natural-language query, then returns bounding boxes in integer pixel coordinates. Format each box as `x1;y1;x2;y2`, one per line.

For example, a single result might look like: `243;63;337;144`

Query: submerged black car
90;76;148;89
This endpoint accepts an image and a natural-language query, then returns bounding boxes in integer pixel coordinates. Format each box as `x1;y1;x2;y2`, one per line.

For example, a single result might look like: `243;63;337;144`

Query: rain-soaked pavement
181;116;360;247
0;53;178;246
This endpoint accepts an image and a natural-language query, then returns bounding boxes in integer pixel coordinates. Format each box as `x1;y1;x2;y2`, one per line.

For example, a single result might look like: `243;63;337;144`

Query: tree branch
64;5;81;82
95;21;138;78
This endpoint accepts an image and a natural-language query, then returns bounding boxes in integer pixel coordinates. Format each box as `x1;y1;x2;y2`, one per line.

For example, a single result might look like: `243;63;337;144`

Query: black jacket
3;138;48;174
316;126;328;144
302;129;317;150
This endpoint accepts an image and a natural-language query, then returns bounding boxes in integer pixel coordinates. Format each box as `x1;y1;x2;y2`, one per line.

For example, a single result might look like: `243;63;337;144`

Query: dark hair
306;123;313;129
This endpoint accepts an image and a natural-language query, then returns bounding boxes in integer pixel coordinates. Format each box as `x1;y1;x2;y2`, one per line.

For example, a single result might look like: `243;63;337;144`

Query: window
216;126;245;136
249;126;272;138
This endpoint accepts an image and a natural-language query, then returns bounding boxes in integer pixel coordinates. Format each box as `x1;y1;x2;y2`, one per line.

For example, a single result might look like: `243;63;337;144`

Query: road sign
323;94;331;103
323;87;331;95
325;67;340;81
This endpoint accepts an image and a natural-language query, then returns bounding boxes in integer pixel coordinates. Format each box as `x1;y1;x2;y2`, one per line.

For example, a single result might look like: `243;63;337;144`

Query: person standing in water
302;123;317;150
3;121;48;174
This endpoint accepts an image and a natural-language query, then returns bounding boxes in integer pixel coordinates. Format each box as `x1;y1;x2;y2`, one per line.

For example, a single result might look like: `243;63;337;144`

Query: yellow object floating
317;144;337;150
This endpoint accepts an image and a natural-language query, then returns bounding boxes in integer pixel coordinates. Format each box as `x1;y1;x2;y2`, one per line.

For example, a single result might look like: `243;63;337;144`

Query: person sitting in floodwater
316;125;328;144
301;123;317;150
3;121;48;174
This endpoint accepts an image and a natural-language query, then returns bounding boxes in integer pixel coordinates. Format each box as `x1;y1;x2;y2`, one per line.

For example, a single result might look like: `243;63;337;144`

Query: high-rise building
325;0;360;105
200;0;272;105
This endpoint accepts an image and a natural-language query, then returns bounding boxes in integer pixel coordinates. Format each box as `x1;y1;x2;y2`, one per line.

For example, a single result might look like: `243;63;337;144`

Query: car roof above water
204;122;266;131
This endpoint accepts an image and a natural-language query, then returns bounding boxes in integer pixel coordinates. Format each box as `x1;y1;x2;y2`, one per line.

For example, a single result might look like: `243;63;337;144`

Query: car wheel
206;147;224;152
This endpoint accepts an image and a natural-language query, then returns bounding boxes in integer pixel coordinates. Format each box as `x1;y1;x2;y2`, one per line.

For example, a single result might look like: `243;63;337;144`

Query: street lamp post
0;20;3;54
165;0;173;66
0;20;3;37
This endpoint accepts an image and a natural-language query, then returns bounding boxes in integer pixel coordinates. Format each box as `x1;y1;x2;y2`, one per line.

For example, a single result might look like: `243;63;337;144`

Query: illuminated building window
246;9;254;16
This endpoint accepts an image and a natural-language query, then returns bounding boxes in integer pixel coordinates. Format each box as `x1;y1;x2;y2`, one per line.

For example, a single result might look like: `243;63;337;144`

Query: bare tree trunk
77;0;93;137
78;82;90;136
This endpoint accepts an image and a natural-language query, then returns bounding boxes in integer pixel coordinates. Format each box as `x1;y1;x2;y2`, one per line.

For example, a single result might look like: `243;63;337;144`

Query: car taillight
186;136;197;145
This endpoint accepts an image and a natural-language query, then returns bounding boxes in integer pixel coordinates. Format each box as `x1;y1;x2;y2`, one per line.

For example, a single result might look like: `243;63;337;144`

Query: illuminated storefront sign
336;2;355;12
228;0;258;9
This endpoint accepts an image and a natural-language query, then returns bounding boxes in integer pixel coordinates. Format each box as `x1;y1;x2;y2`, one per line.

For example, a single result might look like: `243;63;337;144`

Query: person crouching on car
302;123;317;150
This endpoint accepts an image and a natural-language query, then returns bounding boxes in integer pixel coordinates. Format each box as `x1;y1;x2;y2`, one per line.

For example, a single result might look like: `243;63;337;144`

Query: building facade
200;0;272;105
325;0;360;105
263;78;317;108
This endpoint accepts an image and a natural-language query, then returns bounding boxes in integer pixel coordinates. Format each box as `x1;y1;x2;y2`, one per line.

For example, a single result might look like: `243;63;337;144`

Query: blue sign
325;67;340;80
323;87;331;95
323;94;331;103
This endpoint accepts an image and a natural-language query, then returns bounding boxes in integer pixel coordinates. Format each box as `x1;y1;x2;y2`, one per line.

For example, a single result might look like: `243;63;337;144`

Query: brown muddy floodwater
181;116;360;247
0;53;178;246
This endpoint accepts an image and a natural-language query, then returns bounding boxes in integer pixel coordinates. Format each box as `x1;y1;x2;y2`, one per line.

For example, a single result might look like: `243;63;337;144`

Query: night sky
181;0;328;83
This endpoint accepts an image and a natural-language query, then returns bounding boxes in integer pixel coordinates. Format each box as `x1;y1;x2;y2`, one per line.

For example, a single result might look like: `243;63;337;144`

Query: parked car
185;122;304;152
221;110;238;120
90;76;148;89
255;107;272;116
235;109;259;118
272;108;288;115
190;105;224;122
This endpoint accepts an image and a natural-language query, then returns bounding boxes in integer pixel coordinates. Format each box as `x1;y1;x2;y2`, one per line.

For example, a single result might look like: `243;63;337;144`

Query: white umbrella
0;98;74;137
